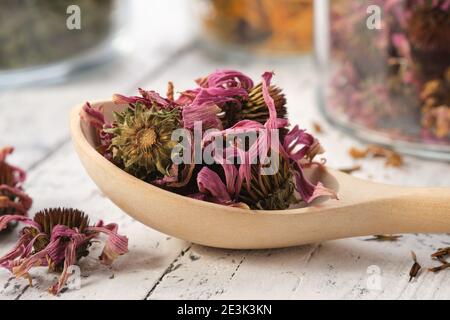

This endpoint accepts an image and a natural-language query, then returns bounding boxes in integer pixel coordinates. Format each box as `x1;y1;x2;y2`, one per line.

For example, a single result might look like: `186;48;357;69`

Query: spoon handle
370;187;450;234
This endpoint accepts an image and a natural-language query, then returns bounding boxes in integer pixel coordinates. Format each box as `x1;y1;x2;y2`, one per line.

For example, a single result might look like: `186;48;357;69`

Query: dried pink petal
182;101;223;130
199;69;254;91
293;163;338;203
87;221;129;265
197;167;232;204
0;215;39;231
283;125;324;162
80;102;106;131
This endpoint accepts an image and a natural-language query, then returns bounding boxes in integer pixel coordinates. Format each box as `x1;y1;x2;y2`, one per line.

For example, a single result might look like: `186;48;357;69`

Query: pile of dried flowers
328;0;449;144
0;147;128;295
0;208;128;295
81;70;337;210
0;146;32;229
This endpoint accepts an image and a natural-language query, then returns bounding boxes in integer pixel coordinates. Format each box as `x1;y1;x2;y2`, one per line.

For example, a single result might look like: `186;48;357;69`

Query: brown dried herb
429;263;450;273
409;251;422;282
429;247;450;273
431;247;450;259
338;165;362;174
349;145;404;167
365;234;402;242
312;121;324;134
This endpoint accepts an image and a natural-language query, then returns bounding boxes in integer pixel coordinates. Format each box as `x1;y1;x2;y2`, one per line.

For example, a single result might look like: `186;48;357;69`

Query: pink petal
0;215;40;231
48;239;78;295
197;167;232;203
261;72;277;129
261;72;289;130
222;164;239;196
87;222;129;265
138;88;170;107
12;249;48;284
0;233;34;270
112;94;149;106
293;163;337;203
80;102;106;130
182;101;223;130
283;125;323;162
201;69;254;91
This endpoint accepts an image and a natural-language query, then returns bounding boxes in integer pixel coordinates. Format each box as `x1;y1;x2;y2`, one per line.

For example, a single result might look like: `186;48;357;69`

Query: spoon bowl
70;101;450;249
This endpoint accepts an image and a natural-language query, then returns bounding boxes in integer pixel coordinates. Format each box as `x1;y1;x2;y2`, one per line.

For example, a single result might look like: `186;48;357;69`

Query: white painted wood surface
1;1;449;300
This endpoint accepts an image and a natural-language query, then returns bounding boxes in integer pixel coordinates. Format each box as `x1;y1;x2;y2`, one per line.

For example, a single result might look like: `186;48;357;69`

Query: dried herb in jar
0;0;114;70
328;0;450;146
201;0;313;55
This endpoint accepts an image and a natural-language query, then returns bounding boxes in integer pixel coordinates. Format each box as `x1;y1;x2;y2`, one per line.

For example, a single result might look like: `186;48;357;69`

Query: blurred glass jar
197;0;313;56
0;0;127;87
317;0;450;160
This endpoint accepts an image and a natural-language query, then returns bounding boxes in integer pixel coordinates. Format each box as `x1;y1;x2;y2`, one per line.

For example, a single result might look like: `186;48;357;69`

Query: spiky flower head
29;208;91;269
238;155;297;210
0;147;32;229
219;83;288;129
0;208;128;295
107;103;181;181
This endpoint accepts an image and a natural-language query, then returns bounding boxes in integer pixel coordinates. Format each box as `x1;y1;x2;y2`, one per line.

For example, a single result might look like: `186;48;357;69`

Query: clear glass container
316;0;450;160
0;0;127;88
197;0;314;56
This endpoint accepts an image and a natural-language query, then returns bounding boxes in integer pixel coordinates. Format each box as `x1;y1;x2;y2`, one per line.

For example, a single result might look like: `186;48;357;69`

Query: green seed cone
220;83;287;128
107;103;181;181
238;155;297;210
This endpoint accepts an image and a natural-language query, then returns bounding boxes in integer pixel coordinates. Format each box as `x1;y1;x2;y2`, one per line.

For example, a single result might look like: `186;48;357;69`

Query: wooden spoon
70;101;450;249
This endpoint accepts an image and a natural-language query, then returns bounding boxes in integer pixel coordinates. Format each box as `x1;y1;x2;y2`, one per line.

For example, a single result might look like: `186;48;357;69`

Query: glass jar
317;0;450;160
0;0;127;88
197;0;314;56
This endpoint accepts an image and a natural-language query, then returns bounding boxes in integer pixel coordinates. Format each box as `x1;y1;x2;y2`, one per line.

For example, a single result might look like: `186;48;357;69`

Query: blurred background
0;0;449;171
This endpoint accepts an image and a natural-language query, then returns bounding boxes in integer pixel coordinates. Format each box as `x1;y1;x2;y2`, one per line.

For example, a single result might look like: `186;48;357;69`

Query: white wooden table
1;1;449;300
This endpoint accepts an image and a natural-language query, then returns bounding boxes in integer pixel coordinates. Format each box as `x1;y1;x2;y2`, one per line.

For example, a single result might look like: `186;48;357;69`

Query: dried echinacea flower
238;155;297;210
0;147;32;231
0;208;128;295
194;72;336;209
220;83;287;129
106;103;181;181
409;251;422;282
83;69;336;210
183;70;287;130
